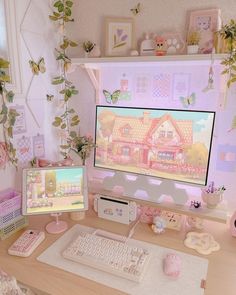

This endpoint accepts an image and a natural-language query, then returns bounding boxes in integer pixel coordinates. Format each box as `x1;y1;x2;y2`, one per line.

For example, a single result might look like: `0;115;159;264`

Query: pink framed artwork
187;8;222;54
105;17;135;57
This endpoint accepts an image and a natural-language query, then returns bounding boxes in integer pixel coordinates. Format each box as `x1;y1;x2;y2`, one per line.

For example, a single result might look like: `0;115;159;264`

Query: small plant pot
201;191;223;209
187;45;199;54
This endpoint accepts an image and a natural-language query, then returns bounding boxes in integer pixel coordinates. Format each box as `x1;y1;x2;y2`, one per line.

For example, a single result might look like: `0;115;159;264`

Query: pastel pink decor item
163;253;181;279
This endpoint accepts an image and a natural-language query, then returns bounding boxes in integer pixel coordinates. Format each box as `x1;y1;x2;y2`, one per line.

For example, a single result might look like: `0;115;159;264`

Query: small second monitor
22;166;88;233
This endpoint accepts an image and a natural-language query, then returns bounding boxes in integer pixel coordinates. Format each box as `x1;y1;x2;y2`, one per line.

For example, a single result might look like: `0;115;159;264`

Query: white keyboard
62;231;151;282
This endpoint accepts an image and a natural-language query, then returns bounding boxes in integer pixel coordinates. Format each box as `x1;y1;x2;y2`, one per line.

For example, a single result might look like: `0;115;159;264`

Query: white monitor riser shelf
89;172;228;224
102;171;189;205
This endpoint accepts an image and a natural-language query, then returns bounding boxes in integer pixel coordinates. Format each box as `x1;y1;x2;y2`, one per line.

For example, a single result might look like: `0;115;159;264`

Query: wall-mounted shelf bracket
81;64;101;103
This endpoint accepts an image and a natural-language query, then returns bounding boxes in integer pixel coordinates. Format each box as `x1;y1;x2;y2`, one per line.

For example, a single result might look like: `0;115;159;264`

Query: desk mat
37;224;208;295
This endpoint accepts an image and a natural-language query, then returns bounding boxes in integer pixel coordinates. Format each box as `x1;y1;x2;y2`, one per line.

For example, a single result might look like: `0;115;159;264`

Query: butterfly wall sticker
103;90;121;104
46;94;54;102
130;2;141;15
180;92;196;108
29;57;46;75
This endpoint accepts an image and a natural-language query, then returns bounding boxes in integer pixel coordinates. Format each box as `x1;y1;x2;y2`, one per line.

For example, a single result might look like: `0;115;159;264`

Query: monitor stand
102;172;189;206
46;213;68;234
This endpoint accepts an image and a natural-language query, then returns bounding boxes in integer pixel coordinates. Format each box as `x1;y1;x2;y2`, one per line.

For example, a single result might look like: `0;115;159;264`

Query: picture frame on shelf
187;8;222;54
105;17;135;57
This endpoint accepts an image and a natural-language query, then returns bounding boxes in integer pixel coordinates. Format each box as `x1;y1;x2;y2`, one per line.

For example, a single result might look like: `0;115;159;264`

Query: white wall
0;0;58;191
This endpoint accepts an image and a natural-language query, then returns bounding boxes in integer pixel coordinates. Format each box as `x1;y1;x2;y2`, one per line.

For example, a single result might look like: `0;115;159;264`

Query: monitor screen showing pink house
94;106;215;186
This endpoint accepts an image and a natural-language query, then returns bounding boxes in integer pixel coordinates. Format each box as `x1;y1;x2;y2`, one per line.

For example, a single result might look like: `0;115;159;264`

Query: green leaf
52;77;65;85
49;15;59;21
58;3;64;12
69;40;78;47
66;1;73;7
69;131;77;138
68;108;75;113
71;89;78;95
8;126;13;138
70;120;80;126
1;103;8;115
72;115;79;121
0;58;10;68
60;144;70;149
65;7;72;16
0;114;7;124
53;121;61;127
55;116;62;123
6;91;14;103
54;0;62;7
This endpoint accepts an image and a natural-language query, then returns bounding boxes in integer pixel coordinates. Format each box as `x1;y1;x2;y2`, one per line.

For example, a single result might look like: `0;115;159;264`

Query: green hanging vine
49;0;80;156
0;58;18;167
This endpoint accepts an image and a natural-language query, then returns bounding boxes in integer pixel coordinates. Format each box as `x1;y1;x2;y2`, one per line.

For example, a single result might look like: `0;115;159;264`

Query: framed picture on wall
105;17;135;57
187;8;222;54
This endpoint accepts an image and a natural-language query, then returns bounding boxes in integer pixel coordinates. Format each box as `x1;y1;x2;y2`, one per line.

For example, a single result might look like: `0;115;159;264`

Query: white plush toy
151;216;166;234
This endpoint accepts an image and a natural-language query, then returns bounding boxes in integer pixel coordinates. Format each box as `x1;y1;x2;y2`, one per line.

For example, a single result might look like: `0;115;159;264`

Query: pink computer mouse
163;253;181;279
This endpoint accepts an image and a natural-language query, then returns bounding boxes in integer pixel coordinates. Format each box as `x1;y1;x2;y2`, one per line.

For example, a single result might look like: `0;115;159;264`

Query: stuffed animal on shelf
155;36;167;56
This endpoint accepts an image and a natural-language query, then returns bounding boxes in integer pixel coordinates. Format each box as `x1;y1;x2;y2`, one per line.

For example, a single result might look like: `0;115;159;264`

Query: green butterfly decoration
103;90;120;104
180;93;196;108
46;94;54;102
29;57;46;75
131;2;141;15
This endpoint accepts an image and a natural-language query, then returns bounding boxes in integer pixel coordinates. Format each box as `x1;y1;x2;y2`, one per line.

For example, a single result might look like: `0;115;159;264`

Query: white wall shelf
71;53;227;68
71;53;228;104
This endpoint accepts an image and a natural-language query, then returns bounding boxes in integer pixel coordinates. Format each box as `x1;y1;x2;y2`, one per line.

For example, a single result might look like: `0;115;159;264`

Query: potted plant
217;19;236;87
187;31;200;54
61;131;96;165
0;57;18;167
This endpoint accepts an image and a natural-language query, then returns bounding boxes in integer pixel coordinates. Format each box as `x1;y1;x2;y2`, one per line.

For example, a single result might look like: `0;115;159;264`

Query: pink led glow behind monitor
22;166;88;233
94;106;215;186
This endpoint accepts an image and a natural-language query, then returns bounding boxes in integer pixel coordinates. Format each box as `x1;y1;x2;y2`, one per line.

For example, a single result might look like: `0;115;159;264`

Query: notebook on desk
37;224;208;295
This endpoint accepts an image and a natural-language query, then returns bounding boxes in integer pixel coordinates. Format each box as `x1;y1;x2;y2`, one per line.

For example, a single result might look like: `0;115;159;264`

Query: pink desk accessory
163;253;181;279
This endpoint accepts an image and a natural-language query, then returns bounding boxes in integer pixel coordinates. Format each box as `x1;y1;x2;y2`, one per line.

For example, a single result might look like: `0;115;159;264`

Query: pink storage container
0;188;21;217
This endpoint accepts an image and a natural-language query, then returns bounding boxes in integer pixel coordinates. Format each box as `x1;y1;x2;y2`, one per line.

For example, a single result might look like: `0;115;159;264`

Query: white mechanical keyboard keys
62;231;151;282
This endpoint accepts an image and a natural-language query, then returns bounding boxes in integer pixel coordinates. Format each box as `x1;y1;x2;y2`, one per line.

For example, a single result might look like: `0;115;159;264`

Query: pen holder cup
201;191;223;209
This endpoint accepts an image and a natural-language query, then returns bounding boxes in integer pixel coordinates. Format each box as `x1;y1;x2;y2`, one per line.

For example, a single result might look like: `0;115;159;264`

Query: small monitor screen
94;106;215;186
22;166;88;215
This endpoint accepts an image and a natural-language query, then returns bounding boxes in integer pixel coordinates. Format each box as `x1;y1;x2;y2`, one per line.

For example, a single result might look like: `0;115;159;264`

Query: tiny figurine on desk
155;36;167;56
190;200;201;209
151;216;166;234
201;181;225;209
186;216;204;230
140;33;156;56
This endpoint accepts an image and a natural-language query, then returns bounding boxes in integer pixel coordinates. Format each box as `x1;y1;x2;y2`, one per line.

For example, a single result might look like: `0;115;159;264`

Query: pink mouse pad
163;253;181;279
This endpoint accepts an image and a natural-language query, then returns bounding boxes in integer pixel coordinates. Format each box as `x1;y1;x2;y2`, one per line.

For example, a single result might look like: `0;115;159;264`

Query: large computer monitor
94;106;215;187
22;166;88;233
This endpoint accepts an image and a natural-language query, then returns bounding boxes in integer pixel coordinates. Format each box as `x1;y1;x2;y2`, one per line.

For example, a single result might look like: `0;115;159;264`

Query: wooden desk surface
1;210;236;295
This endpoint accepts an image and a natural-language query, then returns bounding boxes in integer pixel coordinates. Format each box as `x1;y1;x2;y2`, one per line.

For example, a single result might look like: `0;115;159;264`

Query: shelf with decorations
71;53;228;105
71;53;228;67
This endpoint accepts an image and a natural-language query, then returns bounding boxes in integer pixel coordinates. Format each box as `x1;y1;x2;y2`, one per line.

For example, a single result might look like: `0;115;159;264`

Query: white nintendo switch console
94;194;137;224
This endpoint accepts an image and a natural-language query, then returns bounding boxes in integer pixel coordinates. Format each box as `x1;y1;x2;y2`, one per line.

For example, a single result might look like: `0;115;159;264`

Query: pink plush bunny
163;253;181;279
